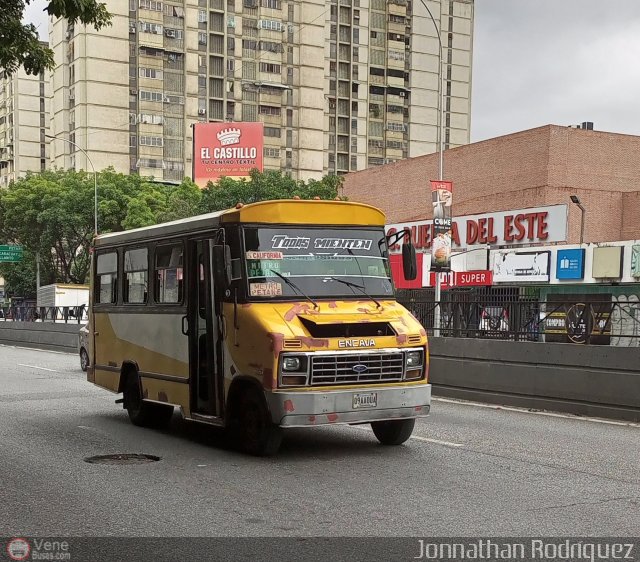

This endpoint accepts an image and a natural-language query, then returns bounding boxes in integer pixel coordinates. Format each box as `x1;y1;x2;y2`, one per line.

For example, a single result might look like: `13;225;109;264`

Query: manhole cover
84;454;160;465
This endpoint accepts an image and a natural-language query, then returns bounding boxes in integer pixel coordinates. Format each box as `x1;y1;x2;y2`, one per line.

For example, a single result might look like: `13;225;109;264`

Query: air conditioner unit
130;88;138;95
65;31;71;39
68;93;75;100
165;29;175;38
198;109;206;115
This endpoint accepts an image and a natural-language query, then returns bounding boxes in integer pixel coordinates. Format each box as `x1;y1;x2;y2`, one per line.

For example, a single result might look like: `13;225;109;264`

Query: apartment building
0;61;50;188
49;0;473;181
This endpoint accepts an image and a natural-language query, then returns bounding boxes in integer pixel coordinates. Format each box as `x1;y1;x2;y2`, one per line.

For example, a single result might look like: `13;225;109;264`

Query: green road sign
0;245;23;262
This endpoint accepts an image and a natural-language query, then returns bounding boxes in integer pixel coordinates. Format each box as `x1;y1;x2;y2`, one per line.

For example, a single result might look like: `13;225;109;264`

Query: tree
1;0;111;76
199;169;344;213
0;169;199;292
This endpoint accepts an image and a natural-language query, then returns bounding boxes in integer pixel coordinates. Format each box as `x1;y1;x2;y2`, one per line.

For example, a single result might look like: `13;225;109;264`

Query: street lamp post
419;0;446;335
570;195;586;245
45;134;98;237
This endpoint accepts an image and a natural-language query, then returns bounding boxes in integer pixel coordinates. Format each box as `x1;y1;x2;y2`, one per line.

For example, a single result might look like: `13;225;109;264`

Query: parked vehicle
479;306;509;332
78;324;90;371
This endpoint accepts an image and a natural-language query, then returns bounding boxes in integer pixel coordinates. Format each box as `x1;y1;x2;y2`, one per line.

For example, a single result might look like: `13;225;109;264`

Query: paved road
1;344;639;537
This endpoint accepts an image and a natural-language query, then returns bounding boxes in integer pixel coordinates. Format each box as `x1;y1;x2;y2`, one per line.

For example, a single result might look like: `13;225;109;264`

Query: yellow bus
88;199;430;455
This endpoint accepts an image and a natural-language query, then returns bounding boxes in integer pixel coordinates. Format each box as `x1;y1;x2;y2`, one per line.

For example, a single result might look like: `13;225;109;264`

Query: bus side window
123;248;148;304
155;243;184;303
96;252;118;304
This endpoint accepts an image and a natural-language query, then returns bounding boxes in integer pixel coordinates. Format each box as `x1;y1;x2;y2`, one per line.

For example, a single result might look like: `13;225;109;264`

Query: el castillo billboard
192;122;264;187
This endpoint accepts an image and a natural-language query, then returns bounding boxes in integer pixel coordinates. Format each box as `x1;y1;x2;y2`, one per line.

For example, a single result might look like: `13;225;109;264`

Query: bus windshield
243;226;394;300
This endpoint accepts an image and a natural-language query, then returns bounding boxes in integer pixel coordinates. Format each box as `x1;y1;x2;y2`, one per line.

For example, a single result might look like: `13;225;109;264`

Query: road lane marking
351;425;463;447
432;397;640;428
18;363;58;372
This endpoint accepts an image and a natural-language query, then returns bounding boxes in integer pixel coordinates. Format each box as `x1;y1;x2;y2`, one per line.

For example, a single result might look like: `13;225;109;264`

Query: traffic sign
0;245;23;262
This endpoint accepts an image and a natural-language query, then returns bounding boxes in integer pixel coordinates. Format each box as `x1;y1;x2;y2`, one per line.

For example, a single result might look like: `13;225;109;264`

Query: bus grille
310;353;404;386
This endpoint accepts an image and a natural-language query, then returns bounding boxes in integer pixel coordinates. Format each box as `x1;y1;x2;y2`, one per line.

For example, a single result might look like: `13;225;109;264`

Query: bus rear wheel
371;418;416;446
233;387;282;457
123;373;173;429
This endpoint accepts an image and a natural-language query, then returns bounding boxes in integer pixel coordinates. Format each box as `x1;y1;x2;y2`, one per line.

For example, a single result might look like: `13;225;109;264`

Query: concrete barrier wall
0;322;80;353
428;337;640;421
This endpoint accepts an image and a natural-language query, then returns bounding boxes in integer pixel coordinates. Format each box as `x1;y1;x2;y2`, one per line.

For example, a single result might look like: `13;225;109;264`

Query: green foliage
0;168;342;296
1;0;112;76
199;169;344;212
0;170;201;291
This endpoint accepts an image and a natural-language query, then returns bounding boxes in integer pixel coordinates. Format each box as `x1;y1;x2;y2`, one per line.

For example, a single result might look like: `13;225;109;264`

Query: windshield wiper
269;270;319;310
326;275;382;310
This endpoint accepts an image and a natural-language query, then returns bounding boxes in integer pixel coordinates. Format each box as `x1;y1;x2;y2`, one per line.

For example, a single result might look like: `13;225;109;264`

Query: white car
78;324;90;371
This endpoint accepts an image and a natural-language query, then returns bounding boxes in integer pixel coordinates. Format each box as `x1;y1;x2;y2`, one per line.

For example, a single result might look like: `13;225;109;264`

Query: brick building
342;125;640;245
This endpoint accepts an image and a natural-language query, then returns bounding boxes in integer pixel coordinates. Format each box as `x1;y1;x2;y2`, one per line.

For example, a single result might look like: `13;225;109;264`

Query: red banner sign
427;270;493;289
192;122;264;187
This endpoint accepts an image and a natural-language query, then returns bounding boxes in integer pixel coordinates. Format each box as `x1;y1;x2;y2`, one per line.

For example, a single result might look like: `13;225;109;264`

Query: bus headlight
405;350;423;368
283;356;302;371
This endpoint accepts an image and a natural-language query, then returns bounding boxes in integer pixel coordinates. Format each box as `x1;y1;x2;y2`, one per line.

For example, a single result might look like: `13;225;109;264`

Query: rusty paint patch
415;406;423;412
419;328;427;336
284;303;317;321
299;336;329;349
269;332;285;359
283;399;295;413
241;303;252;308
308;415;316;424
158;391;168;402
327;413;338;423
262;368;274;390
357;308;371;314
328;301;338;308
396;334;408;345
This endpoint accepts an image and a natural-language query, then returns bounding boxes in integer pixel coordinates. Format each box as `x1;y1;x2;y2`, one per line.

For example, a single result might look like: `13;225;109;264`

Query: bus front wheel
233;387;282;456
123;373;173;429
371;418;416;446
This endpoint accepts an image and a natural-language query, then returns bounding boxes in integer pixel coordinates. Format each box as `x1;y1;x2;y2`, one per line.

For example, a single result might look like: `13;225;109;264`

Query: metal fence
0;305;88;324
398;289;640;346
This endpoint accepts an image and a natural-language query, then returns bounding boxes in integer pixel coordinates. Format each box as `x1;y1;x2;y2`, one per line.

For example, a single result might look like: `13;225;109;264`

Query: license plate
352;392;378;409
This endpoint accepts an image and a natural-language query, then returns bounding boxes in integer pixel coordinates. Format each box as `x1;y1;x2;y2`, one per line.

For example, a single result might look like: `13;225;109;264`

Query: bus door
188;239;223;418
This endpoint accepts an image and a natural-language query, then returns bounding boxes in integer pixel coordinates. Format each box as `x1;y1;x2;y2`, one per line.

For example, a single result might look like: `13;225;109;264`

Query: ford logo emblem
352;364;368;373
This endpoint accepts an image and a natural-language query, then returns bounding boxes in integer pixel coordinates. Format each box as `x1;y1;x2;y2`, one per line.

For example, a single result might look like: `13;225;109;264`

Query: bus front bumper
266;383;431;428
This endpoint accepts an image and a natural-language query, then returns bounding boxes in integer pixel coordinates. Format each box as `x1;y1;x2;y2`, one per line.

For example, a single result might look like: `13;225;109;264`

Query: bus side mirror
213;245;233;289
402;242;417;281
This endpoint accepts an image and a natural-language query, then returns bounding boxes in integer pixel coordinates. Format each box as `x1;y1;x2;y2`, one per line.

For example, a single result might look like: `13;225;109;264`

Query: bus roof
94;200;386;247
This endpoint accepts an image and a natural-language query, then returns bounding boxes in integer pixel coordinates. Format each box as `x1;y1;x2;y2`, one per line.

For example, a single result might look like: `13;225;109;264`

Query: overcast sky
472;0;640;141
23;0;640;143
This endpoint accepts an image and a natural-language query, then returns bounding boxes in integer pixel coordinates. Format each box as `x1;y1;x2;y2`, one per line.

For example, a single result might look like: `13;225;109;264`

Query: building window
258;19;283;31
258;105;281;116
198;9;207;22
139;0;163;10
139;135;164;146
96;252;118;304
139;90;164;102
259;62;281;74
260;0;280;7
264;126;281;137
139;67;162;79
138;21;163;33
264;147;280;158
155;245;183;303
124;248;148;304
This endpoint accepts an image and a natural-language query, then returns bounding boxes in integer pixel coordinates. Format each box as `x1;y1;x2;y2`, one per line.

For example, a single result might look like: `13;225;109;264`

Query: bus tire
371;418;416;446
234;386;282;456
80;348;89;372
123;372;173;429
